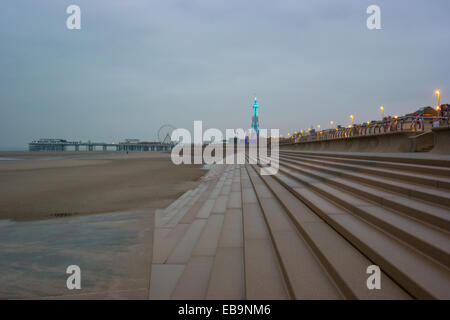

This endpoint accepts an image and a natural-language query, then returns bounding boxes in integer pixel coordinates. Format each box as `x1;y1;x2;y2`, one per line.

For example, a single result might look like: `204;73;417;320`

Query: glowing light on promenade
350;114;354;126
330;121;334;127
380;106;384;119
435;90;441;107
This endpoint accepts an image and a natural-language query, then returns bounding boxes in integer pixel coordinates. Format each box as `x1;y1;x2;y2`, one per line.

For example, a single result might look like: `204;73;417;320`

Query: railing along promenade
280;116;449;145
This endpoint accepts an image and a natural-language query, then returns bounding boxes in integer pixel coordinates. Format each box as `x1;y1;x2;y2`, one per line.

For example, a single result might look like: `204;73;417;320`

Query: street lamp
435;90;441;107
330;121;334;128
380;106;384;119
350;114;354;126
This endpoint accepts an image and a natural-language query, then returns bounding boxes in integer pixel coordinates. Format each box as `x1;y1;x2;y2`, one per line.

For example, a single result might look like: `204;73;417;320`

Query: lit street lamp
435;90;441;107
380;106;384;119
350;114;354;126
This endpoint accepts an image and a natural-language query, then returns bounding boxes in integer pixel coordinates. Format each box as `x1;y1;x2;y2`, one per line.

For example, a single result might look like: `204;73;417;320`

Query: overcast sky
1;0;449;147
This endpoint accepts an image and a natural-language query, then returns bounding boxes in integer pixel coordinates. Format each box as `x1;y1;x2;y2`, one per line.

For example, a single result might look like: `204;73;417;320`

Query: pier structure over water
28;139;173;152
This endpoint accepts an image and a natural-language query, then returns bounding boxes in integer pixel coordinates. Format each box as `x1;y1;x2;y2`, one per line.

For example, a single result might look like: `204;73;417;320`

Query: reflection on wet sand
0;210;154;299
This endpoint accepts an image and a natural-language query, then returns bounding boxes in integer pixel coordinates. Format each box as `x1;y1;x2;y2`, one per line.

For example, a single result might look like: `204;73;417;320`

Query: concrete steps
279;155;450;207
247;164;410;299
281;150;450;167
149;165;228;299
272;151;450;299
277;165;450;267
280;151;450;177
279;158;450;231
150;165;250;300
280;153;450;189
246;164;344;299
240;166;290;299
270;169;450;299
149;151;450;300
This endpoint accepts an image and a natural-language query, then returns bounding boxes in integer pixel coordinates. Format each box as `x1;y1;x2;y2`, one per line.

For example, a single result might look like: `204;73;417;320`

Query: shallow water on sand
0;210;154;299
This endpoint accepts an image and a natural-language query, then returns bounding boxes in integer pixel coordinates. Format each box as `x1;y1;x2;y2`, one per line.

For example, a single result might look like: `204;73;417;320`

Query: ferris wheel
157;124;176;145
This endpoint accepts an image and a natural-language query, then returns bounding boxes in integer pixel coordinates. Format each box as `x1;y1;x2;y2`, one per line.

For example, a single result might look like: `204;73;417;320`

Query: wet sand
0;210;155;299
0;151;204;299
0;152;205;221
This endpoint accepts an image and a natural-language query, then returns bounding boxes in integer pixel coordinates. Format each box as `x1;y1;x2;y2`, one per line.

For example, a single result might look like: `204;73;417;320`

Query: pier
28;139;173;152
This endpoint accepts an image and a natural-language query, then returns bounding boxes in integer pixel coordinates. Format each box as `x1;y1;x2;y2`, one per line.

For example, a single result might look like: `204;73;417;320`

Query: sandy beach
0;151;205;221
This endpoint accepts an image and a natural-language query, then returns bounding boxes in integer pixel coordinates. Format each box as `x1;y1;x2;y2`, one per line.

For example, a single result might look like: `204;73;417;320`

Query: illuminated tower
251;97;259;135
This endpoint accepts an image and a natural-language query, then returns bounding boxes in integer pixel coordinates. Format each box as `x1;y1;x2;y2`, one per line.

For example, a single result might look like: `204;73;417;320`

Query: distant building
251;97;259;135
247;97;259;144
35;138;67;143
124;139;140;144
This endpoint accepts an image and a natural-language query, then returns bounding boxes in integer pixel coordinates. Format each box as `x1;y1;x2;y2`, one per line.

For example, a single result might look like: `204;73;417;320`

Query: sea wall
280;132;419;153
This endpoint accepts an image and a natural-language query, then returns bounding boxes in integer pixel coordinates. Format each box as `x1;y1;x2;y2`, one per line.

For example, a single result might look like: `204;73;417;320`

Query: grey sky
1;0;449;147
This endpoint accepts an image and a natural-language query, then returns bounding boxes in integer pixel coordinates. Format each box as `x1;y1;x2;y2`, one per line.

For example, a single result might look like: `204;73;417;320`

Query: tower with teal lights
251;97;259;135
